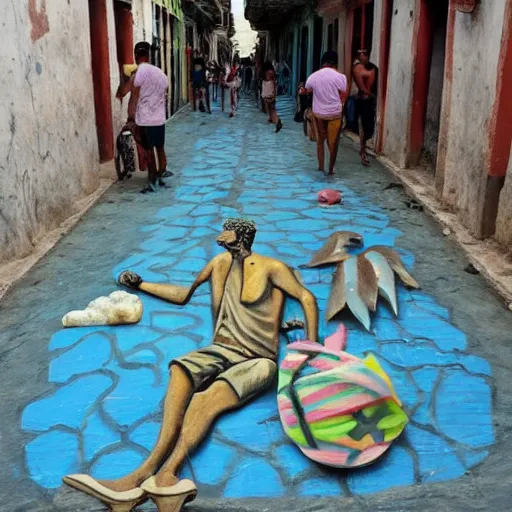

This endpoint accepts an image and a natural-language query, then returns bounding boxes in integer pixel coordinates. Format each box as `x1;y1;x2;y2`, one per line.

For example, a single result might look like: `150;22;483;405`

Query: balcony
245;0;311;30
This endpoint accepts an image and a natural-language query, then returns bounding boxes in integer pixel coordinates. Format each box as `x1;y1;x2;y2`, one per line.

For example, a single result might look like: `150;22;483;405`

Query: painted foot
63;475;146;512
141;477;197;512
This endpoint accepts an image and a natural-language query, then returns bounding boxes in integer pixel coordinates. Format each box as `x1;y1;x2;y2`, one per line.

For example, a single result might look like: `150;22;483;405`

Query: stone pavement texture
1;96;512;511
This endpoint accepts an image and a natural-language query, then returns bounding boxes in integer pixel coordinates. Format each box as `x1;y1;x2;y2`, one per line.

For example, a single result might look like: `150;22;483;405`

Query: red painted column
408;0;434;166
88;0;114;162
114;5;134;66
480;0;512;237
375;0;393;154
488;0;512;178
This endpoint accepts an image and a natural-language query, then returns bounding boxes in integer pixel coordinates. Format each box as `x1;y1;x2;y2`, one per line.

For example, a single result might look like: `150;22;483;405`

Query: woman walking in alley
225;59;242;118
262;62;283;133
300;51;348;176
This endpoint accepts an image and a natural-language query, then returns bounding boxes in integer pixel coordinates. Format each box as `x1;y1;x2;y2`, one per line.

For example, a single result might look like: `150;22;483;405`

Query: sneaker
276;120;283;133
158;179;170;188
162;170;174;178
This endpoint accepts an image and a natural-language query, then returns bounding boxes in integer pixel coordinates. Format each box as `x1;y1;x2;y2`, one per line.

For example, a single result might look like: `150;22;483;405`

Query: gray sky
231;0;258;56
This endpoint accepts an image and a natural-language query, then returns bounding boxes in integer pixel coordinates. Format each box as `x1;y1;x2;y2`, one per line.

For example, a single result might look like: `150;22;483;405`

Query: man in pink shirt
128;42;171;193
301;51;348;175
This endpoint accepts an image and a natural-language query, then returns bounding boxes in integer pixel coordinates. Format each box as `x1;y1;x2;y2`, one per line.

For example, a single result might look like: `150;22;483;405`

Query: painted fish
303;231;363;268
364;249;398;315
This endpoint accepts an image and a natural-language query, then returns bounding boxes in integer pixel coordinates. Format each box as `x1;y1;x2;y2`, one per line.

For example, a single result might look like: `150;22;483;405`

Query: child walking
262;63;283;133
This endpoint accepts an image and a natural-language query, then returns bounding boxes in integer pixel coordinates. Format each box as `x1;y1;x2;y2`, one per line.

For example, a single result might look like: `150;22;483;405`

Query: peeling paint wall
132;0;153;43
0;1;99;263
495;147;512;248
440;2;506;237
382;1;416;167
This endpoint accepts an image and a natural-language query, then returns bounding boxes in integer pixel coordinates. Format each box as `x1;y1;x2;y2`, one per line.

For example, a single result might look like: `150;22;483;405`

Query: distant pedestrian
352;49;378;166
244;65;253;93
225;60;241;118
300;51;348;176
261;62;282;133
128;42;172;193
192;52;211;114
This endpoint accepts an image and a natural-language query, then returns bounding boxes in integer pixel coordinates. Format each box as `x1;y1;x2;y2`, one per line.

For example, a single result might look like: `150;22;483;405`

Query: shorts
356;97;376;140
312;115;342;144
171;343;277;403
138;125;165;150
264;98;276;108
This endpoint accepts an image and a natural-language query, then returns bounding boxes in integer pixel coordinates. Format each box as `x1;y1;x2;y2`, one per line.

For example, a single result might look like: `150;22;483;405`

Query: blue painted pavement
21;98;493;496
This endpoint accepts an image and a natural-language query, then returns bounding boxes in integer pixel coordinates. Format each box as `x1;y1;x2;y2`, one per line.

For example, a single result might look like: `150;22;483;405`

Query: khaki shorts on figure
171;343;277;403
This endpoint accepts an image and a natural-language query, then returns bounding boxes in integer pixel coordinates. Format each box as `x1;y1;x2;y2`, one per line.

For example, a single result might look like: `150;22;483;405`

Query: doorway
352;1;374;57
313;16;323;71
299;26;309;82
409;0;449;168
422;0;449;168
375;0;393;154
162;11;169;118
88;0;114;162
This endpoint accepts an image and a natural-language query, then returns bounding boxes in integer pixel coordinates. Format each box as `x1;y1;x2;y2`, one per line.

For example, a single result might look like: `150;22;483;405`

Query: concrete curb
342;131;512;306
0;105;190;302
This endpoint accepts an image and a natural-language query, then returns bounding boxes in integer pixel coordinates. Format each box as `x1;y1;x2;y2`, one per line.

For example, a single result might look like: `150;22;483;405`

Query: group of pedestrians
191;52;242;118
116;41;377;194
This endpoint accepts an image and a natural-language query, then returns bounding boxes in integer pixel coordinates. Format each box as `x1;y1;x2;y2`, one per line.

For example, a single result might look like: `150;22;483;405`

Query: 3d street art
20;119;494;510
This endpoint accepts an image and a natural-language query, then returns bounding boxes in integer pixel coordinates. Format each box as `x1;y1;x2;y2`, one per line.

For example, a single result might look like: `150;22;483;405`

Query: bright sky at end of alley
231;0;258;57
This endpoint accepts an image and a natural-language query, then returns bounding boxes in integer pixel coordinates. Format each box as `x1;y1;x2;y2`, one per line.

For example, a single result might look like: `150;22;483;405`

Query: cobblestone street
1;96;512;511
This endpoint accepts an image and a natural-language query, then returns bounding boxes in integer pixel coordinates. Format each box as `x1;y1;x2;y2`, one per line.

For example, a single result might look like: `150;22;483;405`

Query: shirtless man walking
352;49;378;166
64;219;318;512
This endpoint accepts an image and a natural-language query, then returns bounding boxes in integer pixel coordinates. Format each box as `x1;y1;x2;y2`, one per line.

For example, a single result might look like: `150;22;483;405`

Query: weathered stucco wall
440;1;506;237
382;0;416;167
0;1;99;263
495;146;512;248
132;0;153;43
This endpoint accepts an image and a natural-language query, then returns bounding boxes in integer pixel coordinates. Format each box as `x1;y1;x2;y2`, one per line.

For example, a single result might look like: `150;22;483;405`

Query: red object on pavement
318;189;342;205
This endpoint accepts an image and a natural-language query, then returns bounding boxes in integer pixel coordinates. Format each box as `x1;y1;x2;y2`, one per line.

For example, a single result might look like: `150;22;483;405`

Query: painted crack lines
21;97;493;496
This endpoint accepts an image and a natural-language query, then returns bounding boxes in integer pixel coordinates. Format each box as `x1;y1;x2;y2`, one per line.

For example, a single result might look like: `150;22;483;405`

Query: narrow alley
1;97;511;511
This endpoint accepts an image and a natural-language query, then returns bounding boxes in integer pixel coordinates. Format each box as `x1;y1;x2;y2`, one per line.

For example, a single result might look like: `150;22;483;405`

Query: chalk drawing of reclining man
64;218;319;512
